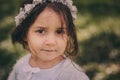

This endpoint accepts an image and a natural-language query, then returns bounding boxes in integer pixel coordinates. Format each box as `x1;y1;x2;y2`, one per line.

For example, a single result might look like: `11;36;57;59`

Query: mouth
45;50;55;52
42;49;56;52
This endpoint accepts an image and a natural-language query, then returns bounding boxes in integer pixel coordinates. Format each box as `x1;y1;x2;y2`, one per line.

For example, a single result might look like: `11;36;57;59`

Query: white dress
8;54;90;80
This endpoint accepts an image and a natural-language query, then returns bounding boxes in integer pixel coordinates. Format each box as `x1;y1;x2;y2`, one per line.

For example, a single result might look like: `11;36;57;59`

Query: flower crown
15;0;77;26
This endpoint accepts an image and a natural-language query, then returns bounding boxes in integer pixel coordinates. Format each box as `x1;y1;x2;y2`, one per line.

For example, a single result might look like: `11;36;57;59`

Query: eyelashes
37;29;44;33
36;28;66;35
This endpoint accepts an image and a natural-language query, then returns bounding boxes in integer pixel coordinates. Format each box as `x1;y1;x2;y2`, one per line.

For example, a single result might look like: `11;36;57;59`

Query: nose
44;34;56;46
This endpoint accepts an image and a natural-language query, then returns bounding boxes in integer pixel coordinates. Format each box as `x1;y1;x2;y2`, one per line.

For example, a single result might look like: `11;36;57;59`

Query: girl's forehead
32;7;67;28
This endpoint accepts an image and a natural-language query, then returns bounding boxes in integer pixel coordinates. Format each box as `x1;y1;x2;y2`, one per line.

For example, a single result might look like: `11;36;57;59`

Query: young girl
8;0;89;80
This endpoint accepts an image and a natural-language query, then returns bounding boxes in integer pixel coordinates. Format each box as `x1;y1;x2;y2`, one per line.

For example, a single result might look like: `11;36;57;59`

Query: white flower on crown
15;0;77;26
65;0;73;5
24;4;35;12
15;8;26;26
33;0;43;4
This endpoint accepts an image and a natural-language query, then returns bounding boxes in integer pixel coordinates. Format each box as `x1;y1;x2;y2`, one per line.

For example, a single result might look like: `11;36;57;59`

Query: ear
23;33;28;42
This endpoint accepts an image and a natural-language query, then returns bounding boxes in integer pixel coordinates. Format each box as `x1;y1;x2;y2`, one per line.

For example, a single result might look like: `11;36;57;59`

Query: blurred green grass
0;0;120;80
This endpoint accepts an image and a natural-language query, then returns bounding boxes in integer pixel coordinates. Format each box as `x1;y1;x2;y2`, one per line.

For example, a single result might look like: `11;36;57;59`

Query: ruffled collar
22;54;41;73
22;54;66;73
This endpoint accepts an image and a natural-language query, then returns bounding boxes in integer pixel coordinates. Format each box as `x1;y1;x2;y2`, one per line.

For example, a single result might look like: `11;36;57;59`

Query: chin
39;55;61;62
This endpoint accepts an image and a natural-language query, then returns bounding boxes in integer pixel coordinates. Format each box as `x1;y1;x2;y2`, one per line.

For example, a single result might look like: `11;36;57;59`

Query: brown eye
57;29;63;34
37;29;44;33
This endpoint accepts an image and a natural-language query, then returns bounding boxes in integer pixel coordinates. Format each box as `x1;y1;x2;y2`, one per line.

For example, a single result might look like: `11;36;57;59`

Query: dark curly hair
11;0;78;57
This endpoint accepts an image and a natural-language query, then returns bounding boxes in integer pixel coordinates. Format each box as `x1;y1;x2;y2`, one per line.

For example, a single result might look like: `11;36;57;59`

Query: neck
29;55;65;69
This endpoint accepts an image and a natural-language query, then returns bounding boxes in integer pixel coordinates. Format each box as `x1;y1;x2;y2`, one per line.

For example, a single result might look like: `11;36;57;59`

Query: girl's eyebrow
57;27;67;29
33;23;67;29
57;24;66;29
34;26;46;29
36;26;46;28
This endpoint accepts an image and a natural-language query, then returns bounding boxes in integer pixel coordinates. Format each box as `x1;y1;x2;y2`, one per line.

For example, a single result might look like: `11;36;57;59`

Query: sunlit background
0;0;120;80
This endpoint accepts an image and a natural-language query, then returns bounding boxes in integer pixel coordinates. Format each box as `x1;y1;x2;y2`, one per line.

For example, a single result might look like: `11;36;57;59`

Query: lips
41;49;56;52
44;50;55;52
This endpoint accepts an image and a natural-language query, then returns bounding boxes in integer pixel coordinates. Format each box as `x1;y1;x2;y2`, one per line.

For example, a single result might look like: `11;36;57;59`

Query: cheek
31;39;44;46
58;38;67;50
27;35;44;48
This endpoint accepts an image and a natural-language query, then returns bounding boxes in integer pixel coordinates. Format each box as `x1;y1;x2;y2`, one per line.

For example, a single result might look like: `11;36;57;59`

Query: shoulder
59;58;90;80
8;54;31;80
62;58;84;72
13;54;31;71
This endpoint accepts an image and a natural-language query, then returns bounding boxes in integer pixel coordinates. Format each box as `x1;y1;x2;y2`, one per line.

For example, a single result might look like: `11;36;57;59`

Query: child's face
26;7;67;61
